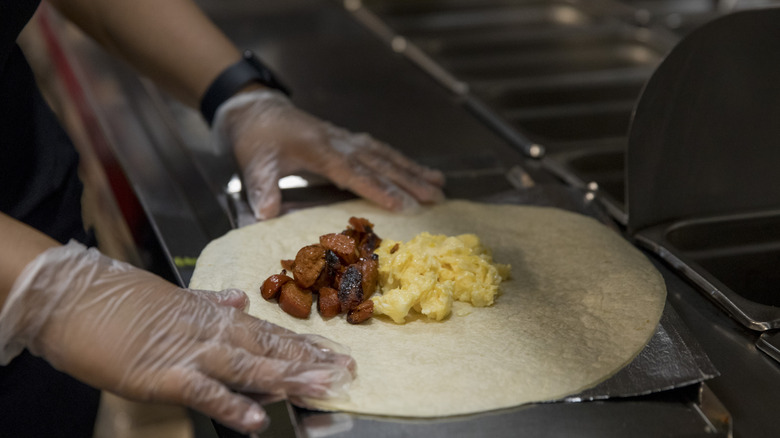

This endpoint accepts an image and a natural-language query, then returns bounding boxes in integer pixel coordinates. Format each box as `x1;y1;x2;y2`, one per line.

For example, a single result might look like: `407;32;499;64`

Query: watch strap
200;50;291;125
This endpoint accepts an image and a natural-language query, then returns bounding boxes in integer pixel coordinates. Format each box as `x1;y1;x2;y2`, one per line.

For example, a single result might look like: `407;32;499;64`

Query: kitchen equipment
351;0;780;227
626;8;780;353
349;0;684;223
36;1;780;436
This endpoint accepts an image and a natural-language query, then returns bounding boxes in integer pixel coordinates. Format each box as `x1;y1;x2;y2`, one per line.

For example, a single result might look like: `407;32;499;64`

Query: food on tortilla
190;200;667;418
372;232;511;323
259;272;291;300
258;217;381;323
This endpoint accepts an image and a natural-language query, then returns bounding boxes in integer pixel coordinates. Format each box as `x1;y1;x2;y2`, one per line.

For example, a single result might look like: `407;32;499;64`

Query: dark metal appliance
625;8;780;357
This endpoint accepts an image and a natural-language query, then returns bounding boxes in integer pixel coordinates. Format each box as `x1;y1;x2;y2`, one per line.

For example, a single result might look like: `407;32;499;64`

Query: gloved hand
212;90;446;220
0;241;356;434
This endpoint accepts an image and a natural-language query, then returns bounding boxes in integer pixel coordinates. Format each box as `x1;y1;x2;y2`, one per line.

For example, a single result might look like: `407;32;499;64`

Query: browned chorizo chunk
281;259;295;272
311;250;340;291
260;272;292;300
347;300;374;324
311;253;337;293
279;282;313;319
338;265;364;312
345;217;382;258
317;287;341;318
348;217;374;233
292;244;327;289
319;233;358;265
355;255;379;297
358;232;381;259
340;227;359;243
269;216;383;324
324;249;343;276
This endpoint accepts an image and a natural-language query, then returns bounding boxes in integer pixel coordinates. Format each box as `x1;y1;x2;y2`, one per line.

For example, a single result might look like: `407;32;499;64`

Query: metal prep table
31;1;780;436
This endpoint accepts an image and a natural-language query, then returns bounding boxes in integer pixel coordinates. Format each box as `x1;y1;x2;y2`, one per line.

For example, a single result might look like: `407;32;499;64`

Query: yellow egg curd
371;232;510;323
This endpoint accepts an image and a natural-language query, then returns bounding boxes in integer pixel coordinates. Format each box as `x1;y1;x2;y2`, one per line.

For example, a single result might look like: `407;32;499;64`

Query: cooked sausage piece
347;300;374;324
355;255;379;297
268;217;382;324
347;217;382;258
348;217;374;233
342;217;382;258
320;233;358;265
279;282;313;319
260;272;292;300
338;265;364;312
281;259;295;272
358;232;381;258
317;287;341;318
309;250;339;291
292;244;327;289
325;249;343;275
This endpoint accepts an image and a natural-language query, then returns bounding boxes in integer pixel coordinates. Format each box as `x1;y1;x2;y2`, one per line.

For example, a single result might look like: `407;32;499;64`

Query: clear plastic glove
212;90;446;220
0;241;356;434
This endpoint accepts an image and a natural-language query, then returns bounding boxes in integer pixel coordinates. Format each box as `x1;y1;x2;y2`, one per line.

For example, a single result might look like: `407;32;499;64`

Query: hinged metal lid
626;8;780;234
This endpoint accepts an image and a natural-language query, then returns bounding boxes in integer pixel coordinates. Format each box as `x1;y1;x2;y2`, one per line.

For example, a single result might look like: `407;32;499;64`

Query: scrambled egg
371;232;510;323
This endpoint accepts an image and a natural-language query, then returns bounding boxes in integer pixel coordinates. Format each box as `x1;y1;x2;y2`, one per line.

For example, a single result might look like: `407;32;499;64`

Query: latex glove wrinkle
0;241;356;433
212;90;445;221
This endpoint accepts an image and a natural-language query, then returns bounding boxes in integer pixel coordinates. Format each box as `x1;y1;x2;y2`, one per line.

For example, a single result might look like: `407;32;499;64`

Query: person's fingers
355;149;446;204
350;132;446;187
325;126;445;187
247;392;287;407
345;167;421;213
156;368;268;434
214;315;358;372
242;151;283;221
181;299;299;341
320;128;444;207
189;289;250;311
299;333;354;361
154;294;353;369
193;343;354;399
316;149;420;213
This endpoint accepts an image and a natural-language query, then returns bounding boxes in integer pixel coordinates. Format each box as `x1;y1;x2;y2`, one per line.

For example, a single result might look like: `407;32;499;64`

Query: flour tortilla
190;200;666;418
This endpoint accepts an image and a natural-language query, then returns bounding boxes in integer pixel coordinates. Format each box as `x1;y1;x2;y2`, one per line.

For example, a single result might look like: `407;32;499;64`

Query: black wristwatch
200;50;291;125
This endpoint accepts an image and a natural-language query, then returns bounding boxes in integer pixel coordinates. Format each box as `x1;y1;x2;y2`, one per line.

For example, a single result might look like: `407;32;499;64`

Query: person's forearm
0;213;59;310
47;0;242;107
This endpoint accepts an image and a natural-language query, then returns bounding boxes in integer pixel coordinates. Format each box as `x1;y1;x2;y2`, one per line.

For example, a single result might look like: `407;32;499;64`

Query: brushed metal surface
39;1;780;437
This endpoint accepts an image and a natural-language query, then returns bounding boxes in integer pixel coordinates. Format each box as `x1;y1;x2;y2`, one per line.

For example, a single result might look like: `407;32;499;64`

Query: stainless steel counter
33;1;780;437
